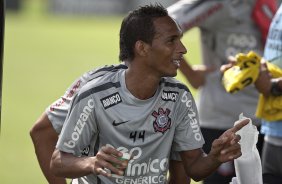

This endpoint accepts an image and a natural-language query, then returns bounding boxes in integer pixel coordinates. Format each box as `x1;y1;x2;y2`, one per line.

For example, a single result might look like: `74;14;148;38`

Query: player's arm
180;119;249;181
168;160;191;184
30;113;67;184
50;146;127;178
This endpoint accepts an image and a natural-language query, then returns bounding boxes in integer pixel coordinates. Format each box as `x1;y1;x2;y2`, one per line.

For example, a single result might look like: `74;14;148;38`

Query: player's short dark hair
119;4;168;61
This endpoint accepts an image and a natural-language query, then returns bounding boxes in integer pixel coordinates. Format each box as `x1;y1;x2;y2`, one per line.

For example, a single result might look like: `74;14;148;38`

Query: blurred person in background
168;0;281;183
221;4;282;181
252;4;282;183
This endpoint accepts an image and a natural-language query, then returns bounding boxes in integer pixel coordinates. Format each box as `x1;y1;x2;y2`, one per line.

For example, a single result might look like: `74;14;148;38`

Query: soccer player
30;63;192;184
167;0;281;183
50;4;248;184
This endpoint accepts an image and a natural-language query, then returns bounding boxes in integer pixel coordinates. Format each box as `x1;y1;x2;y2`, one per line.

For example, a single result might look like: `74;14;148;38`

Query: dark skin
30;113;67;184
50;16;248;181
169;160;191;183
253;59;282;96
179;59;215;89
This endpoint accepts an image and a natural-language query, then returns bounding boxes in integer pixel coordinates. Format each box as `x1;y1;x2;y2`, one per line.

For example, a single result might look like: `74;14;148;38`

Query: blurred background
0;0;201;183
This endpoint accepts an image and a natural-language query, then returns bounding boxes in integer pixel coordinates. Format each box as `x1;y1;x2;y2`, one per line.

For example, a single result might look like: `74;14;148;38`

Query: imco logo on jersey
181;91;202;141
161;90;178;102
101;92;122;109
64;99;94;148
107;144;168;184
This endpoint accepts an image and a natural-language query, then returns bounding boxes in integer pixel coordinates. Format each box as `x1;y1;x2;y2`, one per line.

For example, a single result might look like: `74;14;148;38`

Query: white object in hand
233;113;263;184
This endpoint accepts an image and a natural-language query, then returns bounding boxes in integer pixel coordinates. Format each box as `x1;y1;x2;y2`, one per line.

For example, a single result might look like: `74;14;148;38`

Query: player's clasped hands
209;119;249;163
92;145;129;178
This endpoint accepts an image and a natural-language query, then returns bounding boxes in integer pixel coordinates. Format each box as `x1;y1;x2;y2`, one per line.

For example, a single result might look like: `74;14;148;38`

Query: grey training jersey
168;0;265;129
57;69;205;184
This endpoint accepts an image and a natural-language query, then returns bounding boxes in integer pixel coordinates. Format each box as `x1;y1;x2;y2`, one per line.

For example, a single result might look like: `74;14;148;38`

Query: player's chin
165;69;177;77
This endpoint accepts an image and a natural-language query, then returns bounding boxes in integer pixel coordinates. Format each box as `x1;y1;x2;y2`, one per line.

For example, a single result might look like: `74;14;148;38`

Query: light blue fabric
261;5;282;137
261;120;282;137
264;5;282;63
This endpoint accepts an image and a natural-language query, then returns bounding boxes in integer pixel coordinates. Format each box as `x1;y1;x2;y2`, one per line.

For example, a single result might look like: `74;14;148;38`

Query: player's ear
135;40;150;57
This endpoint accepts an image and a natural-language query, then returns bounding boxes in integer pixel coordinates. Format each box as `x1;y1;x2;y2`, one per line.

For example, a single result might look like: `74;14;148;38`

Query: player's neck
125;68;160;100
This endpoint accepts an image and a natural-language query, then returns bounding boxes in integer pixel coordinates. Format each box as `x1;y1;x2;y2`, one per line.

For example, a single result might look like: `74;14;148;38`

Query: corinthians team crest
152;108;171;134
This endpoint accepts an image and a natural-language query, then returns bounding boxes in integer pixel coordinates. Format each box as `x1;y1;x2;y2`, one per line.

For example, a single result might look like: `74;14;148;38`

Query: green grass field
0;1;202;183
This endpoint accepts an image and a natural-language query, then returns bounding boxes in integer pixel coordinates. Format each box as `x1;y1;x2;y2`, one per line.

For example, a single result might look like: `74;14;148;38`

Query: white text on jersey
161;90;179;102
181;91;202;142
101;92;122;109
64;99;95;148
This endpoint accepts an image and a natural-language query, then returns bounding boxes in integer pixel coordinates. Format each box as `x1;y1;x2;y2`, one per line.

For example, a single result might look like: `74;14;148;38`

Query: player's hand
92;145;129;177
208;119;249;163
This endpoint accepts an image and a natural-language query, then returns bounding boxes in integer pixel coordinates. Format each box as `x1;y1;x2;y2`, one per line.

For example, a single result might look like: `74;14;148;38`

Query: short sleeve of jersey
56;89;98;156
172;90;205;153
167;0;223;32
46;72;91;133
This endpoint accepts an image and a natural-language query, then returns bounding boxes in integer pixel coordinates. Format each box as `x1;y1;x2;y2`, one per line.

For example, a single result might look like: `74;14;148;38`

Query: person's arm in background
30;113;67;184
179;59;215;89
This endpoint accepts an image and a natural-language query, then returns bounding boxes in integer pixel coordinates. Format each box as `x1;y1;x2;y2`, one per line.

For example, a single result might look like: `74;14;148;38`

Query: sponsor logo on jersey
152;108;171;134
107;144;168;184
181;91;202;142
81;145;90;156
161;90;178;102
64;99;95;149
100;92;122;109
112;120;130;126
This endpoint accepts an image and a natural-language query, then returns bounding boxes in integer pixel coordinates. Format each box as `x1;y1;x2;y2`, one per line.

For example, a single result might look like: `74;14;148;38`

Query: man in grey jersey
50;4;248;184
167;0;281;183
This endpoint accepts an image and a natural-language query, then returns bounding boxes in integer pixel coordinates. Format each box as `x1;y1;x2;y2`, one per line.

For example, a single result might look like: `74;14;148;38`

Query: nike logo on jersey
112;120;129;126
